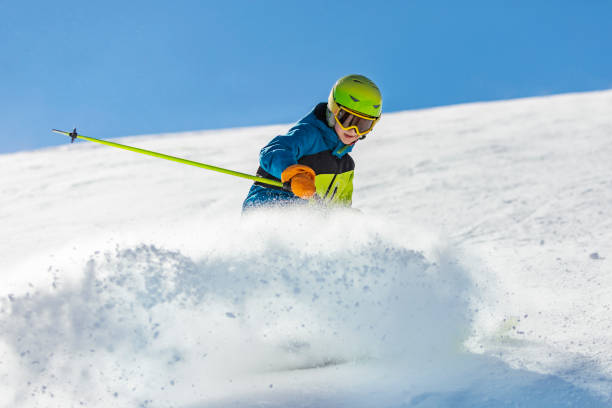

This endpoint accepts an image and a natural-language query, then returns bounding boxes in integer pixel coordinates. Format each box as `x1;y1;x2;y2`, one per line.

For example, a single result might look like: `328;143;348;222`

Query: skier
242;74;382;211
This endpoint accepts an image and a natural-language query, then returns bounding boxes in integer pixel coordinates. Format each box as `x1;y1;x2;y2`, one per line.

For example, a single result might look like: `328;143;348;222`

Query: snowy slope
1;90;611;407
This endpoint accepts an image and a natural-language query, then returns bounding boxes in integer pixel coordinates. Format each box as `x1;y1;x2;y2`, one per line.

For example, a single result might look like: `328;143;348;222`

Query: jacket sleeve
259;124;318;179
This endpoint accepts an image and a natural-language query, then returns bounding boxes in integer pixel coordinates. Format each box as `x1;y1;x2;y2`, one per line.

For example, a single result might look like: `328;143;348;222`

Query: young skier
242;74;382;211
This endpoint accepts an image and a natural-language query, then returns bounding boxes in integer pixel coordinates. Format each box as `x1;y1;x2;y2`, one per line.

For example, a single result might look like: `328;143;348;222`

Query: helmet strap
325;107;336;128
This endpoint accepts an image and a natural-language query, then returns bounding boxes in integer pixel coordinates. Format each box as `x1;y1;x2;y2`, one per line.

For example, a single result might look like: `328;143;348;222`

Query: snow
1;90;611;407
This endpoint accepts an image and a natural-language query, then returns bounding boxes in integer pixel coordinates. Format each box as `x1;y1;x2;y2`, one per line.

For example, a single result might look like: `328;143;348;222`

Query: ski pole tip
51;128;79;143
69;128;78;143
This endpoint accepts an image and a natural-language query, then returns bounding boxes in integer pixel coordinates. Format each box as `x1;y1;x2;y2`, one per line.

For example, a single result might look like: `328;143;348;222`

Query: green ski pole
52;128;285;188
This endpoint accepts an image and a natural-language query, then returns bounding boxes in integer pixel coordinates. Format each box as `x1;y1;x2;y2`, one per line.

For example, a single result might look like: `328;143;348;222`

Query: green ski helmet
328;74;382;119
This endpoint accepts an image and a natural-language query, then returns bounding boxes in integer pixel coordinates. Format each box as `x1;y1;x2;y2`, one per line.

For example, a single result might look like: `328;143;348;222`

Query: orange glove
281;164;316;199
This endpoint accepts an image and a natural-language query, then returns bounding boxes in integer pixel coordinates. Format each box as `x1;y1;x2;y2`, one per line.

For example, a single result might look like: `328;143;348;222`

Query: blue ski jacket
242;103;356;211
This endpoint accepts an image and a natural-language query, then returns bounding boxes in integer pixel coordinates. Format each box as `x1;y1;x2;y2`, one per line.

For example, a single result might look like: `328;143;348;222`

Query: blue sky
1;0;611;154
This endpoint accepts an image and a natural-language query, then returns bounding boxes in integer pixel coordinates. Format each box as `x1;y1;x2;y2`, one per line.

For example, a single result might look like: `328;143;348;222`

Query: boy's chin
340;135;359;145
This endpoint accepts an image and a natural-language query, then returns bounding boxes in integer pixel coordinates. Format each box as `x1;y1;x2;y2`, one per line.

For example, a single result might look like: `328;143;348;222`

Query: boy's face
334;122;361;145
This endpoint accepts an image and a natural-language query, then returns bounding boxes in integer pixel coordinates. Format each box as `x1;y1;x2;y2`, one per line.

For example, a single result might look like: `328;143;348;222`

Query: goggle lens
335;107;377;135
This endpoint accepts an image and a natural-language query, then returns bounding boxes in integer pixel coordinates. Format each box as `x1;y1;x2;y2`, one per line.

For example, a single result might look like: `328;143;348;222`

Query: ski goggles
333;106;379;136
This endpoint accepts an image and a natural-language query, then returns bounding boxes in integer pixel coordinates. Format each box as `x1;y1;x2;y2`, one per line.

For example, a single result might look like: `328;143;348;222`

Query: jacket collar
299;103;354;158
